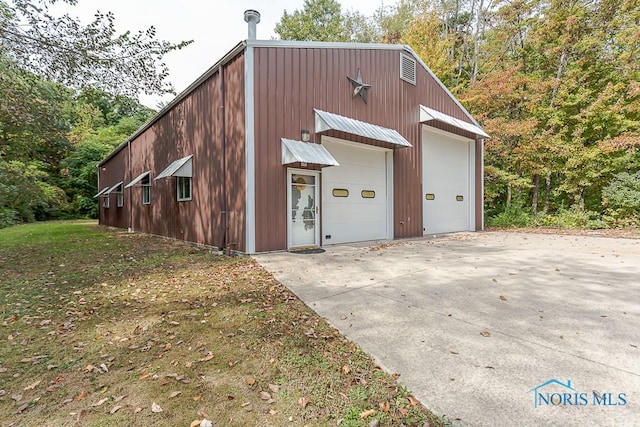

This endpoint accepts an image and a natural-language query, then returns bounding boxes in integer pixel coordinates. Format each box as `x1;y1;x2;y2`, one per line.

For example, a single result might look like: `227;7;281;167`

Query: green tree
0;0;192;97
275;0;380;42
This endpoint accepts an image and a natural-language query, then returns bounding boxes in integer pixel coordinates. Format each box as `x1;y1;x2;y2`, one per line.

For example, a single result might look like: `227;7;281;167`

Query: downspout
220;64;228;252
127;140;132;232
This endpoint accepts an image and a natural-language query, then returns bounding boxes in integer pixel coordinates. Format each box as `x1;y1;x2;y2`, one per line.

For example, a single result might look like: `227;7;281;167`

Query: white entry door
288;170;320;248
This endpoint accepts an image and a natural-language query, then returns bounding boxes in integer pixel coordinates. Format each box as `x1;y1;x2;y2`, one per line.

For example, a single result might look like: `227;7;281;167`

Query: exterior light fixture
301;130;311;142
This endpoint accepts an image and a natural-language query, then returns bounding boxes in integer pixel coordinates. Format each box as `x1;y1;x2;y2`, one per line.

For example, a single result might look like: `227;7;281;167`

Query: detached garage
96;10;488;253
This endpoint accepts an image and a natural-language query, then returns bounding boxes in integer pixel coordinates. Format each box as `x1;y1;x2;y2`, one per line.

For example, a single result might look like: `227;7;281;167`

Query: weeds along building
96;10;488;254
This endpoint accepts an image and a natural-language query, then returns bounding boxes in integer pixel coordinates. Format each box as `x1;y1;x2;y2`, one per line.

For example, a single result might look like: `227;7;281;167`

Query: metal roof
94;186;111;198
124;170;151;188
314;109;412;147
281;138;339;167
155;155;193;180
420;105;489;139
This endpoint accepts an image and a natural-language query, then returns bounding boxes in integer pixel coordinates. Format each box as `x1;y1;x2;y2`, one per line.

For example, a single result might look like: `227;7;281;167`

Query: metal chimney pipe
244;10;260;40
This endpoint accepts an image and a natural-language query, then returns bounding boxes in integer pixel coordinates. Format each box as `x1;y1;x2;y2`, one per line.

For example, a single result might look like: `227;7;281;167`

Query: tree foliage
0;0;192;97
275;0;640;227
275;0;380;42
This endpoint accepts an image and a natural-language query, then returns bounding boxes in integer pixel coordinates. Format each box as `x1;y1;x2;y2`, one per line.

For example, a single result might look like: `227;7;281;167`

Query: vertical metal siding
253;46;478;251
98;148;129;229
101;52;246;251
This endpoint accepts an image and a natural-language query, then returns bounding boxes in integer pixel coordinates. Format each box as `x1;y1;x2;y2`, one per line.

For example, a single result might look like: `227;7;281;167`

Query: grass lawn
0;221;446;426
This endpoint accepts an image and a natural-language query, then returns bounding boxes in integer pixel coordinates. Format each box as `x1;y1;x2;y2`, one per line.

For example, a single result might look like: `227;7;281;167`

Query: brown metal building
96;10;488;254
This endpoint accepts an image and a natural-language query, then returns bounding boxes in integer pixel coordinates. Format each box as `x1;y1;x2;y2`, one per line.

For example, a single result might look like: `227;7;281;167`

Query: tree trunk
532;174;540;215
506;185;512;207
543;173;551;214
471;0;485;83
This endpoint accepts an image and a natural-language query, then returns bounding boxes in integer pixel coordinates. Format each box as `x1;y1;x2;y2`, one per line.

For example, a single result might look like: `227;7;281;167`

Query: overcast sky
51;0;397;108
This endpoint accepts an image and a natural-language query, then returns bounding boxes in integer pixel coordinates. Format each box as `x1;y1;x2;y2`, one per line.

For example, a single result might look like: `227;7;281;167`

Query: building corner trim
244;44;256;253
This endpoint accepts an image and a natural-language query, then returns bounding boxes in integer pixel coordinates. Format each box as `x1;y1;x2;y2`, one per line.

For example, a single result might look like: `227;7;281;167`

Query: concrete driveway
254;232;640;426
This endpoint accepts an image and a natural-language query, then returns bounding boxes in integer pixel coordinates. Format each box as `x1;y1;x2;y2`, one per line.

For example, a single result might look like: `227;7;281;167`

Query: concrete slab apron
254;233;640;426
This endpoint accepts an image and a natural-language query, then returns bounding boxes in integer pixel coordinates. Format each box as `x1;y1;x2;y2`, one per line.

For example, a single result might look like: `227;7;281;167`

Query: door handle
315;206;319;214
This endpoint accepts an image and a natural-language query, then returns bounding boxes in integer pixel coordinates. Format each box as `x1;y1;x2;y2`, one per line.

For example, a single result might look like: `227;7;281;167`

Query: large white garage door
322;138;389;245
422;128;473;234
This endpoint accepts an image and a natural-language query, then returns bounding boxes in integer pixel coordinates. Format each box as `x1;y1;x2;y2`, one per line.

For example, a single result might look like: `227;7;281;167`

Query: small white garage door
322;138;389;245
422;127;474;234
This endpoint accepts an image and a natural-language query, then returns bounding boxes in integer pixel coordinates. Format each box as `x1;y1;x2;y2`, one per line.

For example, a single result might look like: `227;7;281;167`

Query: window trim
115;184;124;207
141;174;151;205
103;196;110;208
177;176;192;201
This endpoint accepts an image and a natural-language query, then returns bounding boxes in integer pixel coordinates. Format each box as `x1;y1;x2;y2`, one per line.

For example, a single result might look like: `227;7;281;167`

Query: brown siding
100;52;246;250
98;147;128;229
253;46;477;252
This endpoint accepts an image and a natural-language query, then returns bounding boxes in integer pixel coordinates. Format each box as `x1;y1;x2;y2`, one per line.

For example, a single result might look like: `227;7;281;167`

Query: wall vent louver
400;53;417;85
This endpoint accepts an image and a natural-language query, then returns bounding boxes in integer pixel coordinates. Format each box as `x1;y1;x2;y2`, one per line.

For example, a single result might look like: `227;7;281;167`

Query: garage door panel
322;138;389;245
422;128;471;235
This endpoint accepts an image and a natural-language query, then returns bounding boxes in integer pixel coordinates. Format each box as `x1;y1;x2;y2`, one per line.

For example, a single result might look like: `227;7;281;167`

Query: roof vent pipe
244;10;260;40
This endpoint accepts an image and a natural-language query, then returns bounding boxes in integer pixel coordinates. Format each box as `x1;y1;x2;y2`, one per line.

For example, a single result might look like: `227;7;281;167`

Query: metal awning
314;109;412;147
419;105;489;138
125;171;151;188
103;181;123;195
281;138;339;167
94;186;111;198
155;155;193;180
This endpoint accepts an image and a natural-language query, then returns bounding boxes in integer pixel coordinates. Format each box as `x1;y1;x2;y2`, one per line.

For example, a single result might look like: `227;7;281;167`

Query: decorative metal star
347;69;371;104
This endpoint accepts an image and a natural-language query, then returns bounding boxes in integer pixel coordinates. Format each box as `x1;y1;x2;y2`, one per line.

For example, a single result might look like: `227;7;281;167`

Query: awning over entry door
281;138;339;167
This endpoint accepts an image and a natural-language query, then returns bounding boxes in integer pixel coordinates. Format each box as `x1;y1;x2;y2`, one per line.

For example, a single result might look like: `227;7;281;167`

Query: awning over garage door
281;138;339;167
314;109;412;147
419;105;489;139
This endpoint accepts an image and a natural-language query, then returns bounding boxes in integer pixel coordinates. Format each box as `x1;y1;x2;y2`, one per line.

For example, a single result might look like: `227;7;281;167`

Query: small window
115;184;124;207
332;188;349;197
400;53;417;85
361;190;375;199
103;197;110;208
456;195;464;201
141;174;151;205
425;193;435;200
177;176;192;201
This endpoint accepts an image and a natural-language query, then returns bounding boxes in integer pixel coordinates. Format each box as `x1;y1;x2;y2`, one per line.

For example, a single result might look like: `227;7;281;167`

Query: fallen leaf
24;380;41;391
169;391;181;398
198;353;214;362
390;373;400;380
185;361;193;368
360;409;376;418
134;407;143;413
200;420;213;427
407;396;419;406
16;402;30;414
113;394;126;402
138;373;151;380
193;395;202;401
92;397;109;407
480;331;491;337
499;295;507;301
190;421;202;427
151;402;163;413
245;377;255;386
342;365;351;374
100;363;109;373
298;396;309;408
11;394;22;401
109;405;122;414
260;391;271;400
76;391;88;400
269;409;277;415
268;384;279;393
0;367;7;373
84;364;95;373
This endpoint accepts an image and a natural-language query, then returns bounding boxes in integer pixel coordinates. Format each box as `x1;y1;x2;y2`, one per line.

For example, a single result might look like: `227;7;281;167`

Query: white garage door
322;138;389;245
422;128;473;234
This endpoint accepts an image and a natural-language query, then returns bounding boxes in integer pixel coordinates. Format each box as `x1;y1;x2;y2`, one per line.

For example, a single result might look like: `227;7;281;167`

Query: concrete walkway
254;232;640;426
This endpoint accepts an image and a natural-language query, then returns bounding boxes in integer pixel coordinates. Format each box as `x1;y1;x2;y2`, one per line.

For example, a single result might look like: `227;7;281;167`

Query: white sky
51;0;397;108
